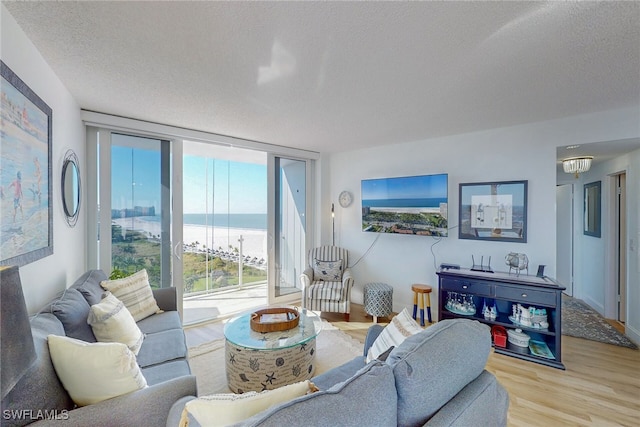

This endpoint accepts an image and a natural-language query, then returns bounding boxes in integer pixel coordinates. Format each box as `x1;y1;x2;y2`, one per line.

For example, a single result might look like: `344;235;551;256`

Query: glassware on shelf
445;291;476;316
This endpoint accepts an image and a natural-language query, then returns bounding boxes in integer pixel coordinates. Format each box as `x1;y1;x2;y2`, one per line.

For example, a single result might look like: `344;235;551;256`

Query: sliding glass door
94;132;173;288
268;155;311;304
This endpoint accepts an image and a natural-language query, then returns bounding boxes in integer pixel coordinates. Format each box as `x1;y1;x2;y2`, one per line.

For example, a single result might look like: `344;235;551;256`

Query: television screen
361;173;448;236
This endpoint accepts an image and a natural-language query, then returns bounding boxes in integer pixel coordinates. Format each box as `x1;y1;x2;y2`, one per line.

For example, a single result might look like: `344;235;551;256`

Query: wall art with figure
0;61;53;266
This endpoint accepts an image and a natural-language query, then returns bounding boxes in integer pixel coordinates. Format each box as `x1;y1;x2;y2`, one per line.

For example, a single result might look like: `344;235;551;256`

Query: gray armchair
300;246;354;321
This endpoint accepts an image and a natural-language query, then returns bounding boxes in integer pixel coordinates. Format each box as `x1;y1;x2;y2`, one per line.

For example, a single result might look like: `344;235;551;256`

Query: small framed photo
458;180;528;243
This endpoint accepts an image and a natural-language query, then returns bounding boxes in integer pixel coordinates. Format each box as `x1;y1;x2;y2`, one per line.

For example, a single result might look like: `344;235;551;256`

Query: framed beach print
0;61;53;266
458;180;528;243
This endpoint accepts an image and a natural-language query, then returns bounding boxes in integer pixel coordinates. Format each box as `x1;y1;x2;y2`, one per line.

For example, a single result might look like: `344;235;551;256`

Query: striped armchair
300;246;354;321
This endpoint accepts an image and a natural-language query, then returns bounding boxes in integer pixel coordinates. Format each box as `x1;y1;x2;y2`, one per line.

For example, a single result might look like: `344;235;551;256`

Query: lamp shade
1;266;36;399
562;156;593;177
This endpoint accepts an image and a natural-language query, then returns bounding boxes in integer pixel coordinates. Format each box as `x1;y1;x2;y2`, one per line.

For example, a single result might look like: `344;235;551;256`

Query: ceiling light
562;156;593;178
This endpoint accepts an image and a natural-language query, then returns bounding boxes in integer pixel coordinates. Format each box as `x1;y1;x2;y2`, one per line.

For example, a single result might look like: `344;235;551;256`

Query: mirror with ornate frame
61;149;81;227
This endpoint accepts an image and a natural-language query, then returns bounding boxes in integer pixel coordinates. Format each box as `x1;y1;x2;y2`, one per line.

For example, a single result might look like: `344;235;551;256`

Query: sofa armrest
32;375;197;427
425;370;509;427
153;287;177;312
363;324;384;357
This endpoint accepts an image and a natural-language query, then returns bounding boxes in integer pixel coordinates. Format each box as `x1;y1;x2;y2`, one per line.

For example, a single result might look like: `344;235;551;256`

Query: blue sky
362;173;448;200
111;147;267;214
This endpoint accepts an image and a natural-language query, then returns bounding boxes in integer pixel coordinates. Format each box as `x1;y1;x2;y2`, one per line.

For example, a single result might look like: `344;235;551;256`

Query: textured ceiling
4;1;640;155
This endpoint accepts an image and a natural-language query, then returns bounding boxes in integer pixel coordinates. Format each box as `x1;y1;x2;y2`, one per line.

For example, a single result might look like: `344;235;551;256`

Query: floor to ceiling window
181;141;268;324
86;117;317;325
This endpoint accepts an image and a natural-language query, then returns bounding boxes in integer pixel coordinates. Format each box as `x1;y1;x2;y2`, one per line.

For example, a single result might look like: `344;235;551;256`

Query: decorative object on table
0;61;53;267
505;252;529;276
491;325;508;348
250;307;300;332
482;298;498;320
583;180;601;238
507;328;530;348
470;255;493;273
445;292;476;316
509;303;548;329
536;265;546;278
458;180;528;243
363;282;393;323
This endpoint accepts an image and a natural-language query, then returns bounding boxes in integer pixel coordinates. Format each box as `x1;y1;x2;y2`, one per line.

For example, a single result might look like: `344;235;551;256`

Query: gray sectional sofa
169;318;509;426
1;270;197;427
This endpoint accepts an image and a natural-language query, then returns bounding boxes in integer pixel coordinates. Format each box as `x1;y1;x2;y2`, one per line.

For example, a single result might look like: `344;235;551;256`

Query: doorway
556;184;574;296
614;173;627;323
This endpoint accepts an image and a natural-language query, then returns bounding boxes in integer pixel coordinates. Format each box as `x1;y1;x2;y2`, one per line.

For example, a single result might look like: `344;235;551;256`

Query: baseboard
581;295;605;316
625;324;640;346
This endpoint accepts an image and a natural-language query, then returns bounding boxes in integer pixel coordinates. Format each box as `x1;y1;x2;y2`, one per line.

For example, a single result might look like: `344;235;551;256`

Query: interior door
268;155;310;304
556;184;573;295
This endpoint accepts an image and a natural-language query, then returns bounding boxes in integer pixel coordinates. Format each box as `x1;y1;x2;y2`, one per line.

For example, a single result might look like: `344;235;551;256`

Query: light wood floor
321;305;640;427
186;304;640;426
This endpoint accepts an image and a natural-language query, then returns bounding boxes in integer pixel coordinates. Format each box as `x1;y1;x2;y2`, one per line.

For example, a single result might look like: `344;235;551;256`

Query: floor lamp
331;203;335;246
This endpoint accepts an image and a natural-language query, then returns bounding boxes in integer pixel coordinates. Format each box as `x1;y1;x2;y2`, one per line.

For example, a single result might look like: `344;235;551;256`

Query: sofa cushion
137;310;182;335
88;292;144;355
386;319;491;427
0;314;74;427
366;308;422;362
71;269;109;305
235;361;397;426
308;281;345;301
312;258;343;281
142;359;192;386
49;288;97;342
100;269;161;321
47;335;148;407
136;328;188;368
181;381;317;427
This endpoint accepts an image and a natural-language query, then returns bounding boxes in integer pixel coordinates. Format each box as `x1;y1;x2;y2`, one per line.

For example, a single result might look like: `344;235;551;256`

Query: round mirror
61;150;81;227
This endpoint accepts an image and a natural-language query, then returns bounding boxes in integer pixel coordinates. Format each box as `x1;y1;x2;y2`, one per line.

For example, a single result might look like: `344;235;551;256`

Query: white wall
327;107;640;321
2;5;86;313
570;148;640;343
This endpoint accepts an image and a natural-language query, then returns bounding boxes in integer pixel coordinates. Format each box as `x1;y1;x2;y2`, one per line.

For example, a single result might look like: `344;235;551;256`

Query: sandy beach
112;217;267;260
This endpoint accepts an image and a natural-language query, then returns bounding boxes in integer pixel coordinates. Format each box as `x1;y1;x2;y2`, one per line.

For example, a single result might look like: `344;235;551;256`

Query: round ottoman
363;282;393;323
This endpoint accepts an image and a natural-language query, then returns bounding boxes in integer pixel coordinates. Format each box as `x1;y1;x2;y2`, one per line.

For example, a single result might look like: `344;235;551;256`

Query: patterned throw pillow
88;292;144;355
366;308;423;362
313;259;343;281
100;269;161;322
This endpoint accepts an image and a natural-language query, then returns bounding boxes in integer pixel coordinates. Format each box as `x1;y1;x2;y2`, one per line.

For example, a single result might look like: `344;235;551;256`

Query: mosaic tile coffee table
224;308;322;393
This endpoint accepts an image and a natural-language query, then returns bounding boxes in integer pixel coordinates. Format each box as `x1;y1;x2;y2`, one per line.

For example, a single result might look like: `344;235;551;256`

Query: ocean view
142;213;267;230
362;197;447;208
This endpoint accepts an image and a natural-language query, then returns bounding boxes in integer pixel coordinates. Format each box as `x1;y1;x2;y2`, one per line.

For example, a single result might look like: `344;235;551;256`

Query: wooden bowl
250;307;299;333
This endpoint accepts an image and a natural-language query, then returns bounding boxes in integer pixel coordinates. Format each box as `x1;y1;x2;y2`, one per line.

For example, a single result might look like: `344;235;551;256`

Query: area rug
562;296;637;349
188;320;364;395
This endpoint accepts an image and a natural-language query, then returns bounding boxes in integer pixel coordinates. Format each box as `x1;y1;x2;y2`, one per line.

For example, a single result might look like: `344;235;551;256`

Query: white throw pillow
313;258;343;281
366;308;423;362
47;335;147;406
100;269;161;321
88;292;144;355
179;380;317;427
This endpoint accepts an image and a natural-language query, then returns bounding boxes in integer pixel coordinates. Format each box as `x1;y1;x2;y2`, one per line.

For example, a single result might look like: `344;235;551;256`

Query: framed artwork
0;61;53;266
583;181;601;238
458;180;528;243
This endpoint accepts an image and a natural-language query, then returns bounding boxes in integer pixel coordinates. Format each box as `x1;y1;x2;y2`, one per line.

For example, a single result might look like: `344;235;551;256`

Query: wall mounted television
361;173;448;236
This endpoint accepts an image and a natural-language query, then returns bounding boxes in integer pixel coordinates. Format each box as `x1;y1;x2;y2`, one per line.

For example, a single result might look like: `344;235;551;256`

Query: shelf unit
437;268;565;369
